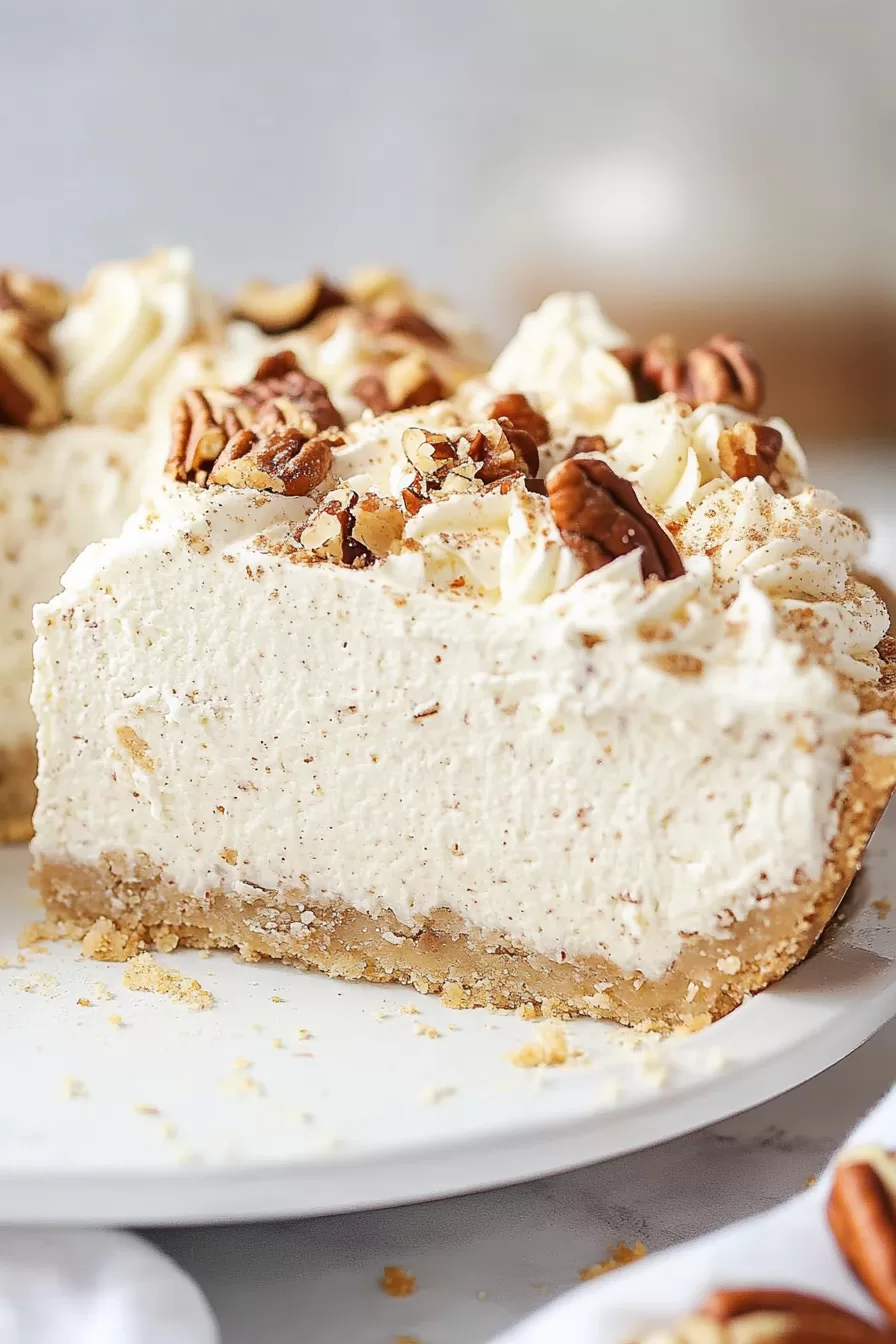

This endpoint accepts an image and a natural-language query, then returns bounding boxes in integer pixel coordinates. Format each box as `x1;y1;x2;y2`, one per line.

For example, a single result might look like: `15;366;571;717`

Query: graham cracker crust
0;741;36;845
32;642;896;1029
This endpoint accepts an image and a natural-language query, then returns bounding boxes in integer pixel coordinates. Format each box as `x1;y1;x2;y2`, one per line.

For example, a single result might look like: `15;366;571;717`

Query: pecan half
0;311;64;430
208;425;333;496
299;489;404;565
828;1149;896;1323
616;332;764;412
700;1287;888;1342
718;421;784;483
546;456;684;581
233;350;344;432
345;266;409;306
488;392;550;447
167;388;252;483
365;303;450;349
232;275;346;335
352;352;446;414
0;269;68;325
684;335;764;411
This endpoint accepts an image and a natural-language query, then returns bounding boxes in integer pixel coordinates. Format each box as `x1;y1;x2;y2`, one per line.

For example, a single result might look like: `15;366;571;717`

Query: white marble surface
148;1016;896;1344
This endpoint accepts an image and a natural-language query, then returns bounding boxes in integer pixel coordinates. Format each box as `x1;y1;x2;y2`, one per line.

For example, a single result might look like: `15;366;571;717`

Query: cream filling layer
32;483;880;978
0;423;147;745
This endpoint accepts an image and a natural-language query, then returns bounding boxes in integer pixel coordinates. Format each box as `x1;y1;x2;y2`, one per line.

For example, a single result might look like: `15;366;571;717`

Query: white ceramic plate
1;816;895;1227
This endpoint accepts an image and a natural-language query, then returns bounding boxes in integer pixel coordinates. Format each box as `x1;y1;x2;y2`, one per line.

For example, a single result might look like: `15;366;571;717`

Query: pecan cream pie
0;257;484;842
31;292;896;1028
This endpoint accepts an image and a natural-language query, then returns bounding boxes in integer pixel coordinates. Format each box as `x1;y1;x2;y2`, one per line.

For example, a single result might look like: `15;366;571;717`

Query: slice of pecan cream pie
0;258;484;841
31;293;896;1028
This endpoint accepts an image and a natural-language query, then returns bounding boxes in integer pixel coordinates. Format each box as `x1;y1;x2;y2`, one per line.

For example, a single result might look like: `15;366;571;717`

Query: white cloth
0;1229;217;1344
494;1083;896;1343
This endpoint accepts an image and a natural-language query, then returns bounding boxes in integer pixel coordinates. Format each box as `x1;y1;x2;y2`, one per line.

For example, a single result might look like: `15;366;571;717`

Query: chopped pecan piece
0;311;64;430
352;353;446;414
400;420;539;512
232;275;346;335
570;433;609;457
546;456;684;581
615;332;764;412
717;421;784;483
208;425;333;496
299;489;404;565
466;418;539;483
233;350;344;432
828;1148;896;1323
487;392;550;447
365;303;450;348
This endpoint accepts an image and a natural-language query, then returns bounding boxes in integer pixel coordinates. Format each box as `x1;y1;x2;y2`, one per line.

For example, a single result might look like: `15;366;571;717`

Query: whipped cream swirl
602;396;809;517
485;292;634;438
380;481;582;606
54;248;217;428
678;476;888;679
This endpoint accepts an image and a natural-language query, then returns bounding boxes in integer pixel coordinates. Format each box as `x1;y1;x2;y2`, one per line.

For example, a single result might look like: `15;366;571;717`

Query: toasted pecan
232;275;347;335
616;332;764;412
828;1150;896;1323
488;392;551;447
352;353;447;414
717;421;784;483
546;456;684;581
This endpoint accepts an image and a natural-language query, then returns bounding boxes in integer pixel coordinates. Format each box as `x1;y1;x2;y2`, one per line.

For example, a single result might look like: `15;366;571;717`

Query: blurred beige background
2;0;894;435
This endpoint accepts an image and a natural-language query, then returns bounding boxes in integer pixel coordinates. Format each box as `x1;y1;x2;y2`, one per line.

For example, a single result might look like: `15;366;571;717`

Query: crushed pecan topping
208;425;333;496
615;333;764;412
232;275;347;335
697;1287;888;1342
0;267;68;431
546;456;684;581
299;488;404;566
828;1148;896;1323
467;418;540;483
400;419;541;514
352;353;447;415
717;421;784;483
488;392;550;447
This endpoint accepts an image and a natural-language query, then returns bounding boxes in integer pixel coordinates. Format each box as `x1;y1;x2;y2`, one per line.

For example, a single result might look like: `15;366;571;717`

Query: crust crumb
507;1023;580;1068
122;952;214;1009
82;916;143;962
579;1240;646;1281
380;1266;417;1298
439;982;467;1009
